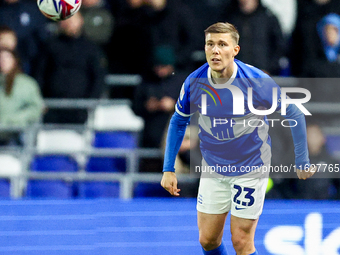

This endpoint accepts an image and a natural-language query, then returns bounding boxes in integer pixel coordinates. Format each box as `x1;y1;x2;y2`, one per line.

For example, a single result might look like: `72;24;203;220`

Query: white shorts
196;163;269;220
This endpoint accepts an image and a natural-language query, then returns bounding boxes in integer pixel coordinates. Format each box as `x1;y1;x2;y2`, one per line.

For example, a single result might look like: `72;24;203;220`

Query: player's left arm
253;76;315;179
283;104;316;180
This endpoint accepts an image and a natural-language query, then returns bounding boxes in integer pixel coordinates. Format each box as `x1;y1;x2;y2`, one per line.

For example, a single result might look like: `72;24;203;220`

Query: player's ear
233;45;240;57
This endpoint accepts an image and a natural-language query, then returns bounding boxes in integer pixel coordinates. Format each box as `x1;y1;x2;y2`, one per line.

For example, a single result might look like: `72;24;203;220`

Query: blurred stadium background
0;75;338;255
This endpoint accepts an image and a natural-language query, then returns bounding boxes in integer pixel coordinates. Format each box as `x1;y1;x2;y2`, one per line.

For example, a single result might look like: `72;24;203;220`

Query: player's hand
161;172;181;196
296;165;317;180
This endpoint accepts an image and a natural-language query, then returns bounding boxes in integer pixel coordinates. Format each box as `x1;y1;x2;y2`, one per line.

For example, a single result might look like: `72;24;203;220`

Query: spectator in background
302;13;340;77
318;14;340;62
81;0;114;51
146;0;197;79
220;0;285;75
35;11;106;124
108;0;196;78
290;0;340;77
132;0;197;119
0;0;48;74
132;45;187;173
107;0;154;76
132;49;186;148
297;14;340;106
0;48;43;145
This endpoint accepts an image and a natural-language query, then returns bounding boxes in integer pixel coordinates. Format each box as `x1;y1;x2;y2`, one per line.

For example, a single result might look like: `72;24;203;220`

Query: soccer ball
37;0;82;21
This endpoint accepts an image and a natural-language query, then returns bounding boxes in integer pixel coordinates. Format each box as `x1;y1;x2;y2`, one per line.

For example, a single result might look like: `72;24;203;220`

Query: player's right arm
252;74;316;180
284;104;316;180
161;79;193;196
161;111;191;196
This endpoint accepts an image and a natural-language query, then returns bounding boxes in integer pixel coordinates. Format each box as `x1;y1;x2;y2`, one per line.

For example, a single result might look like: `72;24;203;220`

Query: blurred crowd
0;0;340;199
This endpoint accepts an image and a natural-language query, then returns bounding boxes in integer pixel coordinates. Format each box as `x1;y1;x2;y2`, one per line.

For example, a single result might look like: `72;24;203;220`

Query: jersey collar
207;61;238;89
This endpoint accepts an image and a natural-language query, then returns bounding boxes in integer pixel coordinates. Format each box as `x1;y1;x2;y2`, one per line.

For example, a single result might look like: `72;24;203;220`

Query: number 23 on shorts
233;185;255;207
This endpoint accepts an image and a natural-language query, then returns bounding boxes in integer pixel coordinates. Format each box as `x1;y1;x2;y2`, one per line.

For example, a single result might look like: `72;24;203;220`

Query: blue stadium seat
86;157;120;172
82;132;137;198
133;183;172;198
26;180;75;198
77;182;120;198
326;135;340;158
88;104;143;198
31;155;79;172
27;155;78;198
86;131;137;173
93;131;137;148
0;180;10;197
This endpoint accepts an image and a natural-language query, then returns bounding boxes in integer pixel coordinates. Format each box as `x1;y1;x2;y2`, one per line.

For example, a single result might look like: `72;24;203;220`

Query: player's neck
211;64;234;84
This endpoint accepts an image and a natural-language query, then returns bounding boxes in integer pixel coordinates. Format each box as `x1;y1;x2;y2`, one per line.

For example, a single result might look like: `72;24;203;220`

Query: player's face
205;33;240;78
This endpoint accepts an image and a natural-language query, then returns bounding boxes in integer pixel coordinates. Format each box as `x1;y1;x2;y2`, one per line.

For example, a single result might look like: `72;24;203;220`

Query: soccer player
161;22;315;255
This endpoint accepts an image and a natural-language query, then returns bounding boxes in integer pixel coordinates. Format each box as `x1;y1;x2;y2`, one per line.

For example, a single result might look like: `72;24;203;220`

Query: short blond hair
204;22;240;45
